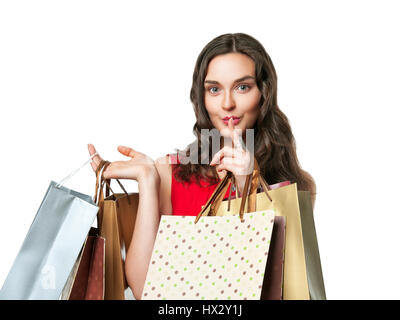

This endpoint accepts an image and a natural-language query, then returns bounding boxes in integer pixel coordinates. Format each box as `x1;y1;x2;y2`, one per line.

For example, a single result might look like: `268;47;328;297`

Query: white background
1;0;399;300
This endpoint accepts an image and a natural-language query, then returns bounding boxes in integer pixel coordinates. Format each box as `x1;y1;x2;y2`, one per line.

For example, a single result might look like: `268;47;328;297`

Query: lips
222;116;240;120
222;117;241;126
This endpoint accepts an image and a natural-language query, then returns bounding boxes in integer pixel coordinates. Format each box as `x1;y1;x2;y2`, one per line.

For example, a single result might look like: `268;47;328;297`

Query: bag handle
195;171;252;223
93;160;131;230
56;152;98;189
104;177;130;201
93;159;106;203
93;160;108;204
93;160;130;205
226;175;239;212
194;158;273;223
237;159;273;213
244;159;273;212
194;171;232;223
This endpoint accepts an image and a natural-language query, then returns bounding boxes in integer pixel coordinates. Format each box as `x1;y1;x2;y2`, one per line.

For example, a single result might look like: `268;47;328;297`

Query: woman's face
204;52;262;137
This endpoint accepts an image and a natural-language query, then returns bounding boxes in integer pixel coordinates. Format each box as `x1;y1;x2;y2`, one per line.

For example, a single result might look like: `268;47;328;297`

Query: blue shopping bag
0;155;99;300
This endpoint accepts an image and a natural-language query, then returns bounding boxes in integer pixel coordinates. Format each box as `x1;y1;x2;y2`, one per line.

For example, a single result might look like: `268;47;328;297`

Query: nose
221;91;236;111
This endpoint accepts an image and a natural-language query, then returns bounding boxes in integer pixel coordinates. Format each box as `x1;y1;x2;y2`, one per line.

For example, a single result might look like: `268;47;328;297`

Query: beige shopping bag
196;159;310;300
142;210;276;300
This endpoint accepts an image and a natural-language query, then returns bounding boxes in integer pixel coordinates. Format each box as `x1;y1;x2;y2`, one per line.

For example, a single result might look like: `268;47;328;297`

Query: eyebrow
204;75;255;85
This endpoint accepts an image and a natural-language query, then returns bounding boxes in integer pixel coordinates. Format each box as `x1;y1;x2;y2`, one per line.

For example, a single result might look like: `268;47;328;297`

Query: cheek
237;90;261;113
204;95;219;117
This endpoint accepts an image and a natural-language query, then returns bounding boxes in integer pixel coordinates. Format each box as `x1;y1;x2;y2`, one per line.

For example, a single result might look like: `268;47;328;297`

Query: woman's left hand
209;118;254;195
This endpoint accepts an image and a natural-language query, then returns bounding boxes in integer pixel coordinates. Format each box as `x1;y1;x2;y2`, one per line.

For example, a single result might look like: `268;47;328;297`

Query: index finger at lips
231;128;243;153
227;118;236;145
227;118;239;147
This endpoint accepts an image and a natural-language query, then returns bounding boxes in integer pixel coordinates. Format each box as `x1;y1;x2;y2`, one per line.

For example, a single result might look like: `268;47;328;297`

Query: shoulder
303;170;316;193
154;155;173;215
155;155;172;168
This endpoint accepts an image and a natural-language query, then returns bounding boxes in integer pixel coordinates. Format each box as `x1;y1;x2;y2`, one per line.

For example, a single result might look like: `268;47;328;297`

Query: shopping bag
61;227;105;300
264;182;326;299
260;182;288;299
196;179;286;300
260;216;286;300
61;161;108;300
196;159;310;300
141;209;276;300
298;191;326;300
94;160;138;300
0;155;99;300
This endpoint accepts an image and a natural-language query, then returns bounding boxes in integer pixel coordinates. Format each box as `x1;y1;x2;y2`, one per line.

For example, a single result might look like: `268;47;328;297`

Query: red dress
167;153;237;216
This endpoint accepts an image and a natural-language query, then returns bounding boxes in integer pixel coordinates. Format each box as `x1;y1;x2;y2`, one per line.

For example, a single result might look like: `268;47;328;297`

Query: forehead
205;53;255;81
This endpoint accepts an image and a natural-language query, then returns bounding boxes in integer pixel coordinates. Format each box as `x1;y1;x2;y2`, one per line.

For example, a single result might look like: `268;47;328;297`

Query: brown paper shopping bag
61;227;105;300
196;159;310;300
93;160;139;300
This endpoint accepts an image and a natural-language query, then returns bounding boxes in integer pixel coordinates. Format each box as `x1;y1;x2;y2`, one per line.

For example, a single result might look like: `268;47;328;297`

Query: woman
88;32;316;299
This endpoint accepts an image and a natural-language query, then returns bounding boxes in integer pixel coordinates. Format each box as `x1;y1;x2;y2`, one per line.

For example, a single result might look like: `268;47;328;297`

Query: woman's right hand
88;143;159;183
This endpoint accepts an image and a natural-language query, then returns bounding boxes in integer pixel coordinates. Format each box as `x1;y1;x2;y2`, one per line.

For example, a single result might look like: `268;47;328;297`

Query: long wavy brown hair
172;32;316;197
